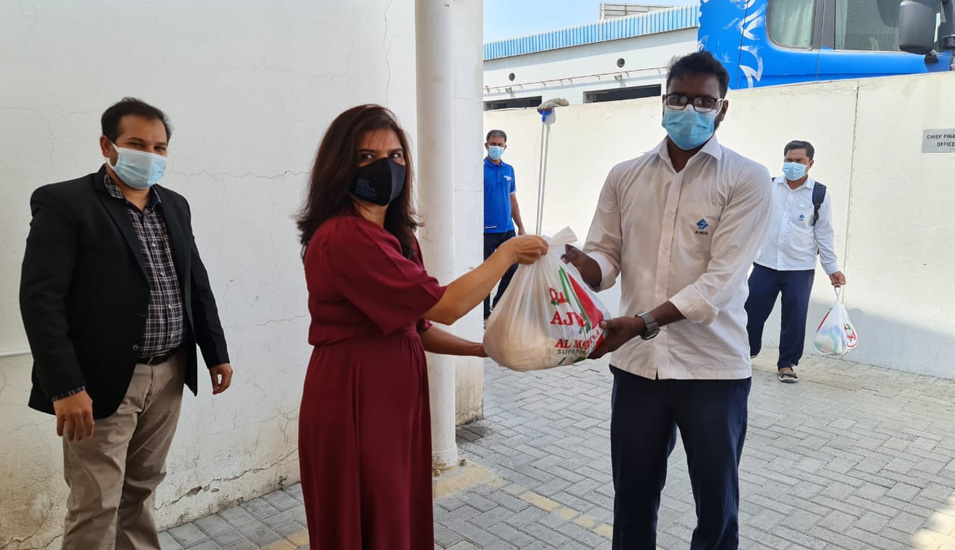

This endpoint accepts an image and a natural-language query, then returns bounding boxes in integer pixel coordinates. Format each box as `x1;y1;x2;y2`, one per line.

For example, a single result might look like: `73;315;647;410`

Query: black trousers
483;230;518;320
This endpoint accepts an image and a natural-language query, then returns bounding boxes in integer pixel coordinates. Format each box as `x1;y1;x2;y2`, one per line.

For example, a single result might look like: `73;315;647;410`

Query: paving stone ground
162;354;955;549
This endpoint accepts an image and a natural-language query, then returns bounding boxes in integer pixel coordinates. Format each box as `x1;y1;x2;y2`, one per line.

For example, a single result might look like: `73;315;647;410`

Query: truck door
815;0;951;80
700;0;825;89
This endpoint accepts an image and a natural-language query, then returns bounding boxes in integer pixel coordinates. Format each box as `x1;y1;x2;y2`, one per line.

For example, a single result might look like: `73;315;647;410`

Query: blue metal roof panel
484;4;700;60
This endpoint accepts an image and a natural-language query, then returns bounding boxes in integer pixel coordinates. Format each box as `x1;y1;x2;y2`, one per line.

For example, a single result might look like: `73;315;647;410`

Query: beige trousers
61;353;185;550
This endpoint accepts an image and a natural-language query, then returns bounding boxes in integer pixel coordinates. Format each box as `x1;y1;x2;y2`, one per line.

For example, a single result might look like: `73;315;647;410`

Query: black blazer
20;167;230;419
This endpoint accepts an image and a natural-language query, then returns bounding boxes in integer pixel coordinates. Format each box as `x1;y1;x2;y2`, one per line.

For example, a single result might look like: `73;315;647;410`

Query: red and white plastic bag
813;287;859;356
483;227;611;371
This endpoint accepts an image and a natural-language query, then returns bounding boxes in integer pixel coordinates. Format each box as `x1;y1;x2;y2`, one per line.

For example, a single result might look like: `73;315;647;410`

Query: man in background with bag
564;52;772;549
744;140;846;383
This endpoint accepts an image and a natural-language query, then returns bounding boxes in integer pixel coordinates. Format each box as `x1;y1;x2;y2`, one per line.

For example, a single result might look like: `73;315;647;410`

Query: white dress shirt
583;137;772;380
754;176;840;275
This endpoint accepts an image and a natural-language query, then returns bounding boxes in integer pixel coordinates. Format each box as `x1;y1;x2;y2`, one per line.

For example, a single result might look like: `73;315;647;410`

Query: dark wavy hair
297;105;419;258
102;97;173;142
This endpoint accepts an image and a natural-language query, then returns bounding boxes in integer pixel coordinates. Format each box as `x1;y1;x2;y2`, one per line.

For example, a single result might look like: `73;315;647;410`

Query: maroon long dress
299;213;446;549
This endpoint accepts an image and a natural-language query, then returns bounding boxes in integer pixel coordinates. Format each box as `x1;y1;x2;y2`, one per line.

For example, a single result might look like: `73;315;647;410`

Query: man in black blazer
19;97;233;550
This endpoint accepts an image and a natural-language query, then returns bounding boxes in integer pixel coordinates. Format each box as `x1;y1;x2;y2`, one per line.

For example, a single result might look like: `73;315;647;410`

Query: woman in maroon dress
295;105;547;549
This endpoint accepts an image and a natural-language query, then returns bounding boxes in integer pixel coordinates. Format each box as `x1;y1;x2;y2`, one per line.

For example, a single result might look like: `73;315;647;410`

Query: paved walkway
161;354;955;549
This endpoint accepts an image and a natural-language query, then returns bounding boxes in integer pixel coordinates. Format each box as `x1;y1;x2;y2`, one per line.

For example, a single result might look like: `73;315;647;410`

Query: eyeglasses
663;94;724;114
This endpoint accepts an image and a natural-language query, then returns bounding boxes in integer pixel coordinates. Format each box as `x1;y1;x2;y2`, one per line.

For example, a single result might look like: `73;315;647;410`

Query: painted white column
451;0;487;425
416;0;458;470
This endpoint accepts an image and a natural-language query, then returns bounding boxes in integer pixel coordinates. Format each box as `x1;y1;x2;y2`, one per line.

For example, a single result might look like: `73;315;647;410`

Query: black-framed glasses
663;94;724;114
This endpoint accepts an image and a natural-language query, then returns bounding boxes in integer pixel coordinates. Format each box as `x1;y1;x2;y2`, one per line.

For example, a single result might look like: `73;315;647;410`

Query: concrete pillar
415;0;458;470
451;0;486;425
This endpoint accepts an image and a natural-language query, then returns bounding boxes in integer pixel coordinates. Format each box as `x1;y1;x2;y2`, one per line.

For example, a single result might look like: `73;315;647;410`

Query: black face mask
350;158;406;206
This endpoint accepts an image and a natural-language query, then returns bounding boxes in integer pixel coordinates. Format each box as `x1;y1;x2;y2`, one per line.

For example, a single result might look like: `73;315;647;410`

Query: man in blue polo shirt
484;129;526;321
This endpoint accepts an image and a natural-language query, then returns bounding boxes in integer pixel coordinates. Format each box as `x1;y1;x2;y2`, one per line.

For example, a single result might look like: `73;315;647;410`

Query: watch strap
636;312;660;340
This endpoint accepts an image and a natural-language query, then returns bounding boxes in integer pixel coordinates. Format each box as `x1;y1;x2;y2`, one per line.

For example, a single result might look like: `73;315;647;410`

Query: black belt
141;347;179;366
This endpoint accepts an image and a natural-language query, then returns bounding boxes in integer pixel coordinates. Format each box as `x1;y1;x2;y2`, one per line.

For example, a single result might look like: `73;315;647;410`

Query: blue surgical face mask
661;107;717;151
488;145;505;161
107;143;167;189
782;162;807;181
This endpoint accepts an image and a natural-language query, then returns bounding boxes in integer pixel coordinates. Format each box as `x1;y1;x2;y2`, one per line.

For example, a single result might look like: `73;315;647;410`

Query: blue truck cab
699;0;952;89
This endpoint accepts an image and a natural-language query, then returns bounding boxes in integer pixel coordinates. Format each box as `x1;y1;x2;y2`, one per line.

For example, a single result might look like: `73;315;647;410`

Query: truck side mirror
900;0;940;54
940;2;955;50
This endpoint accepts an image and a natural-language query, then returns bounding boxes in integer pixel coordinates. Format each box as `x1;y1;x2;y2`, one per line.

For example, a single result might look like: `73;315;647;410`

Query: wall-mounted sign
923;129;955;153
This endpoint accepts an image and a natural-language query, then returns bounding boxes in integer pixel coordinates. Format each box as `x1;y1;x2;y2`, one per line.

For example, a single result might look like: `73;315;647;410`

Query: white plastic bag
813;288;859;356
483;227;611;371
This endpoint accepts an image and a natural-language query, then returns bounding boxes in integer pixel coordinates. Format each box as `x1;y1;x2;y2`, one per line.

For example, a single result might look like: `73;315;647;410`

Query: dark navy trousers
744;264;815;369
610;367;751;550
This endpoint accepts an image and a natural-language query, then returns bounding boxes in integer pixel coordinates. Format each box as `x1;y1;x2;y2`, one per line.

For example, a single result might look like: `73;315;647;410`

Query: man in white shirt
745;141;846;383
564;52;772;550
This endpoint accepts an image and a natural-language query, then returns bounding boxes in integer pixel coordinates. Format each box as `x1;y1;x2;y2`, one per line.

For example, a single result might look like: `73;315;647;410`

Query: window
835;0;901;51
483;96;542;111
584;85;661;104
768;0;815;49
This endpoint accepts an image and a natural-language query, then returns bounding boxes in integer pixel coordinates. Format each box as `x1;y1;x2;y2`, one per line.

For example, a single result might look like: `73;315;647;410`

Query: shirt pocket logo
680;209;721;252
793;206;813;226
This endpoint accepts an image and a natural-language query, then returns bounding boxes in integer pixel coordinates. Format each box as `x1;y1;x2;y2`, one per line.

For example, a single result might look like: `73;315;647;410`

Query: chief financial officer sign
923;129;955;153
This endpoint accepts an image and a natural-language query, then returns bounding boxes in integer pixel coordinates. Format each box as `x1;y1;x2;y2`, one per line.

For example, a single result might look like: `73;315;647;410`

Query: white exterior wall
0;1;478;547
483;29;698;105
486;72;955;377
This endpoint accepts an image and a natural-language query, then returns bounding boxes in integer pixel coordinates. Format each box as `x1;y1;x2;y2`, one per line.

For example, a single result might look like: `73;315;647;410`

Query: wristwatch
635;312;660;340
